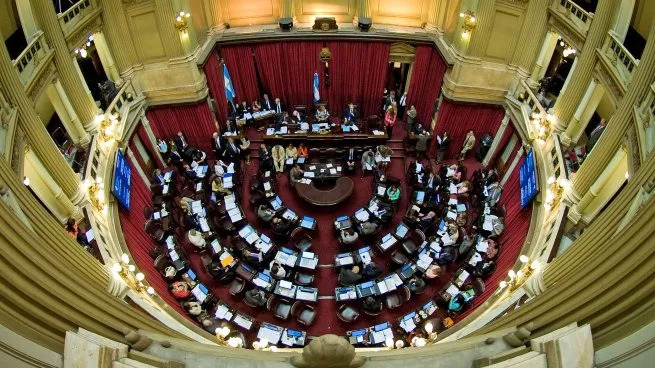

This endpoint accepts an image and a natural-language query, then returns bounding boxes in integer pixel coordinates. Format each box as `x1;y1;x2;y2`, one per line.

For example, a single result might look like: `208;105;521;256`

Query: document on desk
355;210;369;222
253;277;269;288
215;304;233;320
456;270;470;285
468;252;483;265
446;284;460;297
370;331;385;344
338;255;355;266
286;158;293;165
476;241;489;253
377;280;388;294
304;172;315;178
234;314;252;330
449;183;458;194
483;217;493;231
245;232;259;245
365;163;373;171
243;113;253;120
199;218;210;233
392;273;404;287
400;318;417;333
330;168;337;175
163;184;169;194
376;186;386;196
351;125;359;131
195;182;203;192
359;251;372;264
223;176;233;189
385;278;397;292
263;182;271;191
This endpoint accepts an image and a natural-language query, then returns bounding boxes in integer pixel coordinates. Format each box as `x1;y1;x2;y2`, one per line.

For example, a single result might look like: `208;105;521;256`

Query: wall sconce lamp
498;255;541;292
83;176;106;213
111;253;153;294
215;326;244;348
460;10;477;39
544;175;563;211
97;113;120;148
174;11;191;32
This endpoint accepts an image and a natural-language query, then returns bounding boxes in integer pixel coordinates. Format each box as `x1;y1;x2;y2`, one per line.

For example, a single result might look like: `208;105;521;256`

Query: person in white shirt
187;229;206;248
269;260;287;280
398;91;408;116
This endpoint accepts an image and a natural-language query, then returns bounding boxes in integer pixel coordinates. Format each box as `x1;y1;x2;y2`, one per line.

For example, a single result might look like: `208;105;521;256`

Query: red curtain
204;51;229;124
253;43;288;105
146;102;216;153
119;157;188;318
406;46;446;127
136;125;165;170
429;100;505;158
222;45;260;104
457;155;532;320
487;121;516;168
325;41;390;117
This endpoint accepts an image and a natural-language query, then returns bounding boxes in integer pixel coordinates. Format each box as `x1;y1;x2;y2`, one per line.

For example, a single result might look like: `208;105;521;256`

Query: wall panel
295;0;354;22
371;0;428;27
127;5;166;63
221;0;280;26
484;7;521;63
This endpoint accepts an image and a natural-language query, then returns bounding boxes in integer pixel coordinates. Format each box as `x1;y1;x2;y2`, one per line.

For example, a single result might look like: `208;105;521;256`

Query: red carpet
120;119;532;342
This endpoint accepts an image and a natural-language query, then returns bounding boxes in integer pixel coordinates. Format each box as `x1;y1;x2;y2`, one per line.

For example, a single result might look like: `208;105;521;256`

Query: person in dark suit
362;262;381;279
398;91;408;116
211;132;225;159
261;94;273;111
167;145;182;168
343;103;359;125
362;296;383;314
415;131;431;159
152;169;166;185
245;289;267;307
273;98;285;114
174;131;188;152
237;101;253;123
436;131;450;163
183;164;197;180
291;110;305;124
408;277;426;294
384;91;396;112
224;138;240;160
227;99;238;118
339;265;362;286
275;112;290;130
258;144;273;171
344;147;356;173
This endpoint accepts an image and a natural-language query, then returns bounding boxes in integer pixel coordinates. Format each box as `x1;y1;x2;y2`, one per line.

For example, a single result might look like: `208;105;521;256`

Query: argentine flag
313;72;320;103
224;65;236;102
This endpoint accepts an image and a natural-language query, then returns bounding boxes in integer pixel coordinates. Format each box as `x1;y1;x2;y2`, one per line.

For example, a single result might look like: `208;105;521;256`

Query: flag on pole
313;72;320;103
224;65;236;102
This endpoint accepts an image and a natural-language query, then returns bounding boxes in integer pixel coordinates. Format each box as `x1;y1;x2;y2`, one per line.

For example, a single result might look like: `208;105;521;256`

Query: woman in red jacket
383;106;397;137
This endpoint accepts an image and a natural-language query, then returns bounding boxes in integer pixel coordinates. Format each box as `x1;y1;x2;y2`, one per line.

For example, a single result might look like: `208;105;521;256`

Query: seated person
456;181;471;195
269;260;287;280
245;288;268;308
240;136;251;165
251;99;262;113
275;112;290;130
362;296;383;314
361;150;377;174
340;228;359;245
442;223;459;246
359;220;379;235
408;277;427;294
237;101;253;121
424;170;440;192
285;144;298;160
485;181;502;207
211;176;231;195
257;204;276;223
362;262;381;279
167;145;183;168
343;103;358;125
187;229;207;249
207;261;226;279
418;211;437;233
474;259;497;279
290;164;304;187
259;144;273;172
225;119;238;134
315;105;330;122
261;93;274;111
183;301;204;316
170;280;192;299
152;169;166;185
448;289;476;313
297;143;309;158
271;217;291;236
459;227;479;256
447;164;463;182
191;149;207;168
157;138;169;161
424;264;443;279
344;147;356;172
183;164;197;180
386;185;401;203
273;98;285;114
339;265;362;286
272;145;286;173
291;110;306;124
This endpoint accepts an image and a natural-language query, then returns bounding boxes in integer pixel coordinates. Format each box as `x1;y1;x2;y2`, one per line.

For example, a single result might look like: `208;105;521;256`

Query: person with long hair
383;106;397;137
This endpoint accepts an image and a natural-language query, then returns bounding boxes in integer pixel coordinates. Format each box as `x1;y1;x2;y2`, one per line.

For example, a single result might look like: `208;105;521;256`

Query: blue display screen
520;149;539;209
112;150;131;210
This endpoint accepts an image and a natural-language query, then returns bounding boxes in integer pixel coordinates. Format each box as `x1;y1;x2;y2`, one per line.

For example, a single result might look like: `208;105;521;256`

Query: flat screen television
112;149;131;210
520;149;538;209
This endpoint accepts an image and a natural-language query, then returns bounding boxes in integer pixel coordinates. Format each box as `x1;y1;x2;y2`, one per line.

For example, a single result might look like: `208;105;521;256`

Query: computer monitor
186;269;197;280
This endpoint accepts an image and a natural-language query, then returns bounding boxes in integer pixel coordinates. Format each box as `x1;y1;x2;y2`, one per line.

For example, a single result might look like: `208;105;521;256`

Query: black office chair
291;301;317;326
391;250;409;266
337;304;360;323
267;296;292;320
290;227;313;252
229;278;246;296
294;272;315;286
385;285;411;310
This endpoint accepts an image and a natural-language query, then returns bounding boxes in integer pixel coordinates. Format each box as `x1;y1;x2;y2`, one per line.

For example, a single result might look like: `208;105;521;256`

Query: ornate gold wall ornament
313;18;338;31
319;47;331;64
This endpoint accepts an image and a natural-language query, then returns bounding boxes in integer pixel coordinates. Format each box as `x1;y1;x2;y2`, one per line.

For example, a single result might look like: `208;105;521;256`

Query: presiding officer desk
263;132;388;147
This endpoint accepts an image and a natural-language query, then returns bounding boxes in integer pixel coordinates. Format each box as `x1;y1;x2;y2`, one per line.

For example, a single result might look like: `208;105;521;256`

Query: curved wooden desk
295;177;355;206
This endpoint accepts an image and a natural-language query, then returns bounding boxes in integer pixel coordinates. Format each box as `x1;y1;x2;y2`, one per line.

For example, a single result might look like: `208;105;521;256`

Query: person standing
436;131;450;163
398;91;408;116
415;131;430;160
460;131;476;161
406;105;418;134
383;106;397;138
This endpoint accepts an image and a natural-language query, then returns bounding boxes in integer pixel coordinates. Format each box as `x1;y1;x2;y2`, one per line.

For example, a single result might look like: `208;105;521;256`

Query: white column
483;111;511;167
15;0;39;41
126;148;151;187
24;150;82;223
501;146;524;186
562;80;604;145
530;31;559;87
558;56;578;98
92;32;122;85
612;0;636;42
141;114;166;168
46;80;90;147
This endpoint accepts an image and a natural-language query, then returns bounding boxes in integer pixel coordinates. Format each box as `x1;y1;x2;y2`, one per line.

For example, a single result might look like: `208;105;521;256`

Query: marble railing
0;91;18;162
57;0;95;36
600;31;639;90
551;0;594;36
12;31;52;87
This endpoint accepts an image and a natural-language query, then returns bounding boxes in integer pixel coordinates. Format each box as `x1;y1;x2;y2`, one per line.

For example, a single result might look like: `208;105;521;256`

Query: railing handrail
557;0;594;21
106;80;136;118
606;30;640;66
519;80;548;116
57;0;90;19
11;31;45;66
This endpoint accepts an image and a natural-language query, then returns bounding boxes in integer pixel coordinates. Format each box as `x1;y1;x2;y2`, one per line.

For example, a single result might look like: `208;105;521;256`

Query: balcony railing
12;31;50;86
601;31;639;89
57;0;94;36
552;0;594;35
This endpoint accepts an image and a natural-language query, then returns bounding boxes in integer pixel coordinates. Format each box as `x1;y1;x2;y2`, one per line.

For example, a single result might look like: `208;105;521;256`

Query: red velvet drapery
253;43;289;106
406;46;446;127
136;125;165;170
457;155;532;320
119;157;188;318
146;102;216;153
203;51;229;124
429;101;505;158
222;45;260;104
324;41;390;117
